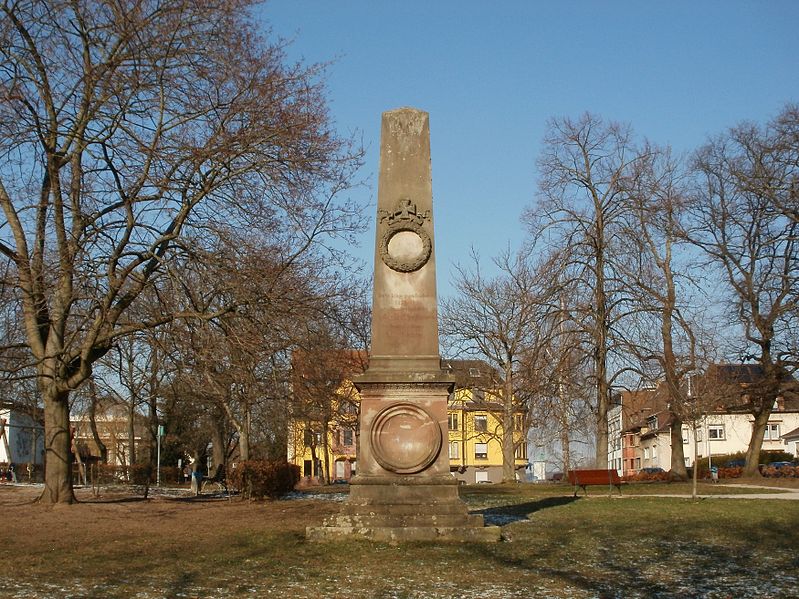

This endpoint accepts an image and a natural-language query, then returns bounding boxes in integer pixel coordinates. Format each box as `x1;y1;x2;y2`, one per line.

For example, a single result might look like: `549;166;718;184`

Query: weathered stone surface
307;108;500;543
368;108;441;377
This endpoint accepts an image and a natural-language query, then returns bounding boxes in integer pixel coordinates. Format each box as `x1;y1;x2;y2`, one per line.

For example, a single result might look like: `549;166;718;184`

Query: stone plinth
307;475;500;542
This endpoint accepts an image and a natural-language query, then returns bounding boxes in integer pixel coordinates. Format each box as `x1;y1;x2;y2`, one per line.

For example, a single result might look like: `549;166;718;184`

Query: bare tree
441;248;545;482
520;281;596;475
291;325;368;485
0;1;363;503
735;104;799;225
525;114;647;468
686;112;799;477
614;145;709;480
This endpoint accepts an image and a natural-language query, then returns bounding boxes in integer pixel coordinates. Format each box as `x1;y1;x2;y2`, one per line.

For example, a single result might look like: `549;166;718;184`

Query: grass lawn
2;482;797;598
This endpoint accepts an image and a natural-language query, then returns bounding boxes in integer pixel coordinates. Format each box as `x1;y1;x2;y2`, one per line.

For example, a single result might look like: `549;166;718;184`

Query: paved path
633;483;799;500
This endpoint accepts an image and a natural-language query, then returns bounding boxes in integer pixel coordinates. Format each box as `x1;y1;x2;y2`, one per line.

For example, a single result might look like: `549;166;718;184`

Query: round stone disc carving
379;224;432;273
370;403;442;474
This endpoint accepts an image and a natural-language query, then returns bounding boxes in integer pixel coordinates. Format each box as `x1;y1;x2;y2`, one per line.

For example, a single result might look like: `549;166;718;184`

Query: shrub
631;470;669;482
759;450;794;465
130;463;153;485
717;466;743;479
228;460;300;500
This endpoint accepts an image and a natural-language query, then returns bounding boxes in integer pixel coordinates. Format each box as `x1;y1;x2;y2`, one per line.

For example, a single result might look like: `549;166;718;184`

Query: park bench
200;465;228;497
567;469;623;497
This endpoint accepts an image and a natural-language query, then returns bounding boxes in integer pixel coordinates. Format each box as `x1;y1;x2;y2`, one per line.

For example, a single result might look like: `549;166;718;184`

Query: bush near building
228;460;300;500
694;451;796;479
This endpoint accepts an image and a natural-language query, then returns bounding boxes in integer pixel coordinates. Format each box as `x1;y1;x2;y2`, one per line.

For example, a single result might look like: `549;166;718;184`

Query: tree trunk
210;418;228;470
557;389;572;474
88;392;108;463
743;408;771;477
669;418;688;481
594;216;610;469
147;393;159;467
237;428;250;462
39;384;76;504
321;423;331;485
595;376;610;469
502;366;516;483
691;423;699;500
127;400;136;466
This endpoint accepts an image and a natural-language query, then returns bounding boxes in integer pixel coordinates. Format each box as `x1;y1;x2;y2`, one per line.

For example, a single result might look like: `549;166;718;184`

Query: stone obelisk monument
307;108;500;542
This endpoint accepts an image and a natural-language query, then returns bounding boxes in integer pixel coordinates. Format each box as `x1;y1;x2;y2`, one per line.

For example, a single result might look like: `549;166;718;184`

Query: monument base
306;475;502;542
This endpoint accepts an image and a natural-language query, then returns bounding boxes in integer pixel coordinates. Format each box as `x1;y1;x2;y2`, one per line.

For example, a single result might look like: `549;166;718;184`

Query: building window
448;412;459;431
764;423;780;441
469;368;481;377
515;443;527;460
514;413;524;432
449;442;460;459
644;447;649;460
475;470;489;483
342;428;353;446
304;430;321;446
682;426;689;444
474;443;488;459
474;415;488;432
708;425;725;440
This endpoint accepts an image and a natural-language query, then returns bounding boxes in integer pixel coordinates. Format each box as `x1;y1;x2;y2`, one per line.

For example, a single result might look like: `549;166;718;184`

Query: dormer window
469;368;481;377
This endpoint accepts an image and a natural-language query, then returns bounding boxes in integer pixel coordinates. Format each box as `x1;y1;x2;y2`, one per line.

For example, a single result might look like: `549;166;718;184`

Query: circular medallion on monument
370;403;442;474
378;198;432;273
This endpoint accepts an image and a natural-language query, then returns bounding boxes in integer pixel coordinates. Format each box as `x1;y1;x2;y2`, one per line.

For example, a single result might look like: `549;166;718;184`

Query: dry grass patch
2;483;797;598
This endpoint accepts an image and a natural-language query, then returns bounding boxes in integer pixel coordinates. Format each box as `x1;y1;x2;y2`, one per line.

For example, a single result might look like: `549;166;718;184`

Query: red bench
567;469;623;496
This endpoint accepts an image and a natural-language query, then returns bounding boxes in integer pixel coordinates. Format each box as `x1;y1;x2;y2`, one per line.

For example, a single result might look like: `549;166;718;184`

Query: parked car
641;467;665;474
724;459;746;468
769;461;794;470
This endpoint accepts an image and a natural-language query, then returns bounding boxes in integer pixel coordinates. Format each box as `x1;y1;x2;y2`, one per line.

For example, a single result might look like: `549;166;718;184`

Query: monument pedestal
308;376;501;542
307;475;501;542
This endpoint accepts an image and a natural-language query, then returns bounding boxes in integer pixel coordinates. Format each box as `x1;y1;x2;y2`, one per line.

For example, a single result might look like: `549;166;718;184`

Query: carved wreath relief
378;198;432;273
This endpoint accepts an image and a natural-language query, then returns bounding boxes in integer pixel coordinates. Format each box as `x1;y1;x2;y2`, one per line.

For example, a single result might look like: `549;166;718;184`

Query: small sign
158;425;165;437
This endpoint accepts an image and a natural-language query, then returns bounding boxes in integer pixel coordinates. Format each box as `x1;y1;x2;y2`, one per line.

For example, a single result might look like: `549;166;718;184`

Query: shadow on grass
475;495;580;526
160;494;232;503
466;503;799;599
78;496;151;504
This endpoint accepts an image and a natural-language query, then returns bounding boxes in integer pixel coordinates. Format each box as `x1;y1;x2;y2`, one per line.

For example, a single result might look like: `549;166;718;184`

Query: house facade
444;360;528;484
71;403;149;467
609;364;799;475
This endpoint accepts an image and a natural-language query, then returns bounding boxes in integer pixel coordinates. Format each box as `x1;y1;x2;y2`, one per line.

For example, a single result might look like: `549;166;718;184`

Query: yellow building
287;350;364;484
444;360;529;484
288;356;529;484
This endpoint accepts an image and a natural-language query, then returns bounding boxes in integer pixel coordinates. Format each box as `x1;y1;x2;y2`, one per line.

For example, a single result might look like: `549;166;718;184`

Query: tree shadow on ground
474;495;581;526
80;496;151;504
466;508;799;599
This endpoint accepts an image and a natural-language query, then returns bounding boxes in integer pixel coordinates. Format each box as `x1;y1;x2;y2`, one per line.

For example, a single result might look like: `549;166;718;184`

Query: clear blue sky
257;1;799;298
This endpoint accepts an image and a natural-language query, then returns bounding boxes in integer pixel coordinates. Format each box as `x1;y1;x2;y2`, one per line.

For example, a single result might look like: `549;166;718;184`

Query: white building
0;402;45;466
611;364;799;474
640;409;799;471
